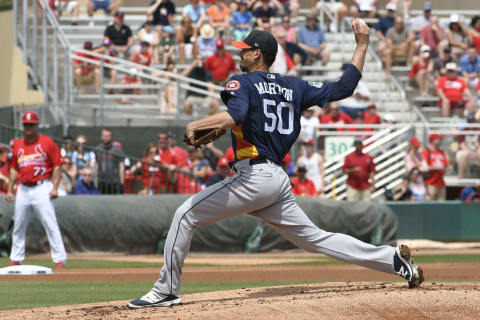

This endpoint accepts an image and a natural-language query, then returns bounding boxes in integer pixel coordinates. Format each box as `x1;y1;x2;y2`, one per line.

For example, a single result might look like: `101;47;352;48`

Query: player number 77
263;99;294;135
33;166;46;177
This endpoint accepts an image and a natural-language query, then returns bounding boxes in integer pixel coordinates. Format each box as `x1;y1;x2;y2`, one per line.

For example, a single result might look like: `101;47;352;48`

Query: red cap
217;158;229;167
22;111;39;124
409;137;421;148
303;139;314;146
216;38;225;48
113;141;123;149
429;134;443;143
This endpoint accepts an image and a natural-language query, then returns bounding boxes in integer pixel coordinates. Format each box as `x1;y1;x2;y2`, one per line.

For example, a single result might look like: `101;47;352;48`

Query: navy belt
248;158;269;165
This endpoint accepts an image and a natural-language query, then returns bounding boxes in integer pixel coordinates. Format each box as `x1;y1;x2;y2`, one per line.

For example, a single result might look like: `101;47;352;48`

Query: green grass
0;280;320;311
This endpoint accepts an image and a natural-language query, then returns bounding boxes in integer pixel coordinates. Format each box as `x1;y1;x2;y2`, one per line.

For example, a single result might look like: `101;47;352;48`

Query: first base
0;265;52;275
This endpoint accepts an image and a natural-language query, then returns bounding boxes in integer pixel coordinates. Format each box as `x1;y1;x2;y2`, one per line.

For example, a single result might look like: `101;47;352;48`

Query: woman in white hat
195;24;216;59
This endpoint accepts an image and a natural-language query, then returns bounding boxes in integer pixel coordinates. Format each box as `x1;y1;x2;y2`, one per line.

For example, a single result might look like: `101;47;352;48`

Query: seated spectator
320;102;355;131
419;16;445;56
158;29;176;64
254;0;277;29
148;0;176;35
350;0;377;19
58;156;76;196
299;109;320;142
460;46;480;90
408;168;428;201
276;15;297;44
313;0;348;33
87;0;119;25
183;55;220;115
72;167;100;195
409;44;433;96
392;175;413;201
207;0;230;35
456;114;480;179
410;1;431;34
297;140;325;195
468;15;480;55
119;68;141;104
271;28;300;75
375;3;396;74
204;39;236;85
183;0;207;29
176;16;197;64
290;164;317;197
297;13;330;66
196;24;217;59
232;0;252;42
159;60;178;114
206;158;231;187
362;103;381;132
383;113;396;125
342;137;375;201
434;46;458;80
136;21;160;63
383;16;414;74
189;148;213;186
421;134;450;200
277;0;298;18
72;135;96;173
94;37;118;93
131;41;152;67
338;63;371;119
50;0;79;25
461;182;480;202
447;14;469;60
404;136;425;173
436;62;475;117
104;12;134;57
128;144;162;195
73;41;100;93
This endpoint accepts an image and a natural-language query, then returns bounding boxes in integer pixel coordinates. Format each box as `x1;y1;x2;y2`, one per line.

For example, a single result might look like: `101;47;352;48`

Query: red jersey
342;151;375;190
225;146;235;163
171;146;189;168
204;52;236;81
436;76;467;102
421;148;449;187
290;177;317;196
409;60;429;78
320;112;355;131
0;153;9;193
74;52;99;75
476;79;480;91
141;156;161;192
283;153;291;167
363;111;381;132
10;134;63;184
132;52;152;67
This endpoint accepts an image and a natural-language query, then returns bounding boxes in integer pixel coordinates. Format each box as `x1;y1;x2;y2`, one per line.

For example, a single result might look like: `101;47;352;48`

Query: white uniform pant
10;180;67;263
154;160;395;296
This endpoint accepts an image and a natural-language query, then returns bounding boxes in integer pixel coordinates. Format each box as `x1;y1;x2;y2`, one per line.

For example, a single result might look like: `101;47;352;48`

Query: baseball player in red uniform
5;111;67;268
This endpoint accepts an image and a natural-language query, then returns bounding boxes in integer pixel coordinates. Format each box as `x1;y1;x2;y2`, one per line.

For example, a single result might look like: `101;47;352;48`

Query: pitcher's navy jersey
220;64;362;164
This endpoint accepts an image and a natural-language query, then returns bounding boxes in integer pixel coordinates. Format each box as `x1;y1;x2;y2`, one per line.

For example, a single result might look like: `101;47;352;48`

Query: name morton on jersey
254;81;293;101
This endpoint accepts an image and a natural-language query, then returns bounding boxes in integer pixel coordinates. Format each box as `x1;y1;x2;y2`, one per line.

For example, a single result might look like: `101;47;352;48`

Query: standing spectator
434;47;457;80
72;167;100;195
196;24;217;59
202;143;224;170
320;102;355;131
297;140;325;195
404;136;425;173
419;16;445;55
72;135;96;173
58;156;76;196
95;128;125;194
299;109;320;142
290;164;317;197
50;0;79;25
436;62;475;117
204;39;236;85
128;144;162;195
104;12;134;57
157;132;178;192
224;146;235;164
409;44;433;96
182;55;220;115
469;16;480;55
183;0;207;29
206;158;231;187
338;63;371;119
73;41;100;93
176;16;197;64
362;103;381;132
410;1;431;33
421;134;450;200
392;175;413;201
254;0;277;30
408;168;428;201
232;0;252;42
342;137;375;201
189;148;212;186
87;0;119;25
383;16;414;75
207;0;230;35
0;145;9;194
60;136;75;158
297;13;330;66
350;0;377;19
148;0;176;35
447;14;469;60
168;133;189;168
460;46;480;90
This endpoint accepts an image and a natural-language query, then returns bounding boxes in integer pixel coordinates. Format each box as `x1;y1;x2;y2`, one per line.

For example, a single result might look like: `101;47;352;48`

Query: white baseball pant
10;180;67;263
153;159;396;296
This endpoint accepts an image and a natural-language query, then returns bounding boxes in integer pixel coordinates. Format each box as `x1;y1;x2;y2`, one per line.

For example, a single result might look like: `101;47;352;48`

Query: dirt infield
3;282;480;320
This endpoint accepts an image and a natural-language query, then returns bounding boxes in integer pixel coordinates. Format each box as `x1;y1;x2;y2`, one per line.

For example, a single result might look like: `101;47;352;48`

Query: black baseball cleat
394;244;424;288
128;289;182;309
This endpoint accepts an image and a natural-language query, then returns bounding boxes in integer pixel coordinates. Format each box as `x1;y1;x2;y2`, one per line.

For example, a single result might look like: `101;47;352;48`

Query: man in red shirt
74;41;100;93
419;16;445;54
290;164;317;197
204;39;236;85
157;132;178;192
436;62;474;117
0;145;9;193
363;102;381;132
421;134;450;200
320;102;355;131
132;41;152;67
342;137;375;201
5;111;67;268
168;133;189;168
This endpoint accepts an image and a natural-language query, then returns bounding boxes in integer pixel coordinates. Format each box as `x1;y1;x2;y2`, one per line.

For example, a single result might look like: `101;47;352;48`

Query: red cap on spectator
429;134;443;143
216;39;225;48
217;158;229;167
303;139;314;146
22;111;39;124
113;141;123;149
409;137;421;148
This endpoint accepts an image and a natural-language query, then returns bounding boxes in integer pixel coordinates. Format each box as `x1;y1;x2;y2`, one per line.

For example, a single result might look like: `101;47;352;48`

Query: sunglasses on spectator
23;123;35;127
82;173;93;177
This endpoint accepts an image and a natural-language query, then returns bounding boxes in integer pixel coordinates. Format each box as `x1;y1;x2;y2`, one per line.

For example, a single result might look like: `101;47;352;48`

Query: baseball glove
183;128;227;148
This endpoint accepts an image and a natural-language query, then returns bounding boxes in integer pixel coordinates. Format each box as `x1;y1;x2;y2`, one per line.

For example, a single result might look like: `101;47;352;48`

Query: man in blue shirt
460;46;480;89
72;167;100;195
297;13;330;66
376;2;396;75
129;21;424;309
232;0;252;41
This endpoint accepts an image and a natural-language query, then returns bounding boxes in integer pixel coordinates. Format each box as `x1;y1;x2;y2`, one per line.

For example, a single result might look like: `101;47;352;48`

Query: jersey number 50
263;99;294;134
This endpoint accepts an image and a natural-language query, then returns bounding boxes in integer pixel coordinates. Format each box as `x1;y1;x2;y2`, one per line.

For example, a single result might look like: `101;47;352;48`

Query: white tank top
143;30;155;44
299;153;323;192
